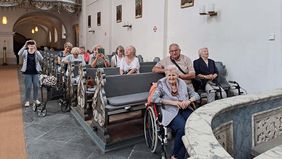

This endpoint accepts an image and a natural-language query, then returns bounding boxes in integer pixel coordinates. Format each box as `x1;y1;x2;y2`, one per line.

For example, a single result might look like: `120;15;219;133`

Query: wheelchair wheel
144;106;158;153
61;102;70;112
161;153;166;159
37;107;47;117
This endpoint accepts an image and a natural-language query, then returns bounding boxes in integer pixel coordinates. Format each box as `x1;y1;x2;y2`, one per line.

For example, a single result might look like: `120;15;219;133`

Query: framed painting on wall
88;15;91;28
181;0;194;8
135;0;142;18
97;12;101;26
116;5;122;23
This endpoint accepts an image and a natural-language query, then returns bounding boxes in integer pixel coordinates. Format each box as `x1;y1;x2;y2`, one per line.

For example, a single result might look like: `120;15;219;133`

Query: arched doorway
13;12;69;51
13;33;26;65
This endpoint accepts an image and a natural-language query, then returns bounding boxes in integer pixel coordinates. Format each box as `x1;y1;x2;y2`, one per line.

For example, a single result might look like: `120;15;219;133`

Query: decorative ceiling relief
0;0;23;7
32;1;54;10
0;0;81;14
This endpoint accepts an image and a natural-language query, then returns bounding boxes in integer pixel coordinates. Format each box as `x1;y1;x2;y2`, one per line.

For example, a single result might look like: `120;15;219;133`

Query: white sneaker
24;101;30;107
35;100;41;105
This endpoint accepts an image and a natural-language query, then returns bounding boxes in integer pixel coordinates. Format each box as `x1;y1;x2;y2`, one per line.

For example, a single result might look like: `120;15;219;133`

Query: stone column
0;32;16;64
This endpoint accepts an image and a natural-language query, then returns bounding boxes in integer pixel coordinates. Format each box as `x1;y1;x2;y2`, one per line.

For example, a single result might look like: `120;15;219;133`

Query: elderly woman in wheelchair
149;65;200;159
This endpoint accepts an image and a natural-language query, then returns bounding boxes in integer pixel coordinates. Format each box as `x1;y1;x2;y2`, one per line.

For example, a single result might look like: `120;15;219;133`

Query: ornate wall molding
0;0;22;7
214;121;234;156
252;106;282;147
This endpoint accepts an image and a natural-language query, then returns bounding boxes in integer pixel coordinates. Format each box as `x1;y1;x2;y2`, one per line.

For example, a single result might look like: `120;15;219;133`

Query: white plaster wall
80;0;282;93
83;0;165;60
111;0;165;61
86;0;111;53
79;0;87;48
167;0;282;93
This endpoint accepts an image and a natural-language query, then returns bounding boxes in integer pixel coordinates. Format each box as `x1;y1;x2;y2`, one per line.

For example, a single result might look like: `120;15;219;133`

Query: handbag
40;74;57;87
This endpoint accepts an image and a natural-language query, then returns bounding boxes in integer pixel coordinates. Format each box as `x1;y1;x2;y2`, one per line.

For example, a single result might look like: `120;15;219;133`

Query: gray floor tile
36;113;71;126
132;143;151;152
28;139;93;159
86;146;133;159
128;150;160;159
66;131;96;147
25;123;55;140
58;116;81;128
39;126;85;143
19;71;156;159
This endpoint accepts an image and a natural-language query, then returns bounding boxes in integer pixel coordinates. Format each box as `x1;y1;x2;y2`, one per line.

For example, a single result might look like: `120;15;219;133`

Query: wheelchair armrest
190;102;197;111
228;80;238;85
152;103;163;123
228;80;246;95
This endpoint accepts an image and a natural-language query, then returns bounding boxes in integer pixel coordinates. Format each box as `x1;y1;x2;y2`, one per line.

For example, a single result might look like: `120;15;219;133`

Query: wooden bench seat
90;70;164;148
107;92;148;107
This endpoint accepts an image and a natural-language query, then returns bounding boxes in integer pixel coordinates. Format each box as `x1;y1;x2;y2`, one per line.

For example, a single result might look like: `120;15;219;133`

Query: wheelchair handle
228;81;238;84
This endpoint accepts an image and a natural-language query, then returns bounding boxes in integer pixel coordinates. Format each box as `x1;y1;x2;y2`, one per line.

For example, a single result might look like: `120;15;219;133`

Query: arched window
62;24;66;39
54;27;58;43
49;31;52;43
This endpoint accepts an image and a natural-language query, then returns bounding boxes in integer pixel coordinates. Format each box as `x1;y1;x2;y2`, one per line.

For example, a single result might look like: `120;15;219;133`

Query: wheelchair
192;62;247;105
215;61;247;96
144;103;171;159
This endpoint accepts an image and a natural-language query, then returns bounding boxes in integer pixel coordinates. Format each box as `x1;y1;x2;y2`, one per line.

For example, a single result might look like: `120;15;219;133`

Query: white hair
198;47;208;57
165;65;178;75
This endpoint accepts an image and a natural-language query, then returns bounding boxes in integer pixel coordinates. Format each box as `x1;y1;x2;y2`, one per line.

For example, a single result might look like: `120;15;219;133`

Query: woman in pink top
80;47;90;65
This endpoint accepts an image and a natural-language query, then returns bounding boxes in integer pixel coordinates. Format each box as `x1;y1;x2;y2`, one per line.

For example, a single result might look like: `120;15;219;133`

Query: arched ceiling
13;12;63;34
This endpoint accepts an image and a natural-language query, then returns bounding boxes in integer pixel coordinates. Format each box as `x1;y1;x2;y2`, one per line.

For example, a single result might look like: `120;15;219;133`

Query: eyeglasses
169;49;179;53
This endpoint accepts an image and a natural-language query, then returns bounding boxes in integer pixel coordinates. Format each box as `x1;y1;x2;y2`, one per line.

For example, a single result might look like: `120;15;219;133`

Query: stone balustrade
182;89;282;159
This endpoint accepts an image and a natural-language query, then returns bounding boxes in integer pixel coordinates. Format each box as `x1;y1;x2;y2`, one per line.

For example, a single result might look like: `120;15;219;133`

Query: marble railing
254;144;282;159
182;89;282;159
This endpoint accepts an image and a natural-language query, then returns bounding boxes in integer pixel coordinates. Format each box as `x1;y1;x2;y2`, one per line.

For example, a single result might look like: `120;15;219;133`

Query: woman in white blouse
111;45;125;68
120;46;140;75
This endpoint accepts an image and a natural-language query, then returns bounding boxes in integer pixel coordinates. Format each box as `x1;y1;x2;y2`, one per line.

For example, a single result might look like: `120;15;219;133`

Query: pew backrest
140;65;154;73
85;67;120;79
104;67;120;75
140;62;157;66
104;72;164;98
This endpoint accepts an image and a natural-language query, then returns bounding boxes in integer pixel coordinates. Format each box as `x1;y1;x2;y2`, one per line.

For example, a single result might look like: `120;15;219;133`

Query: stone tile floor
18;68;170;159
23;101;161;159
